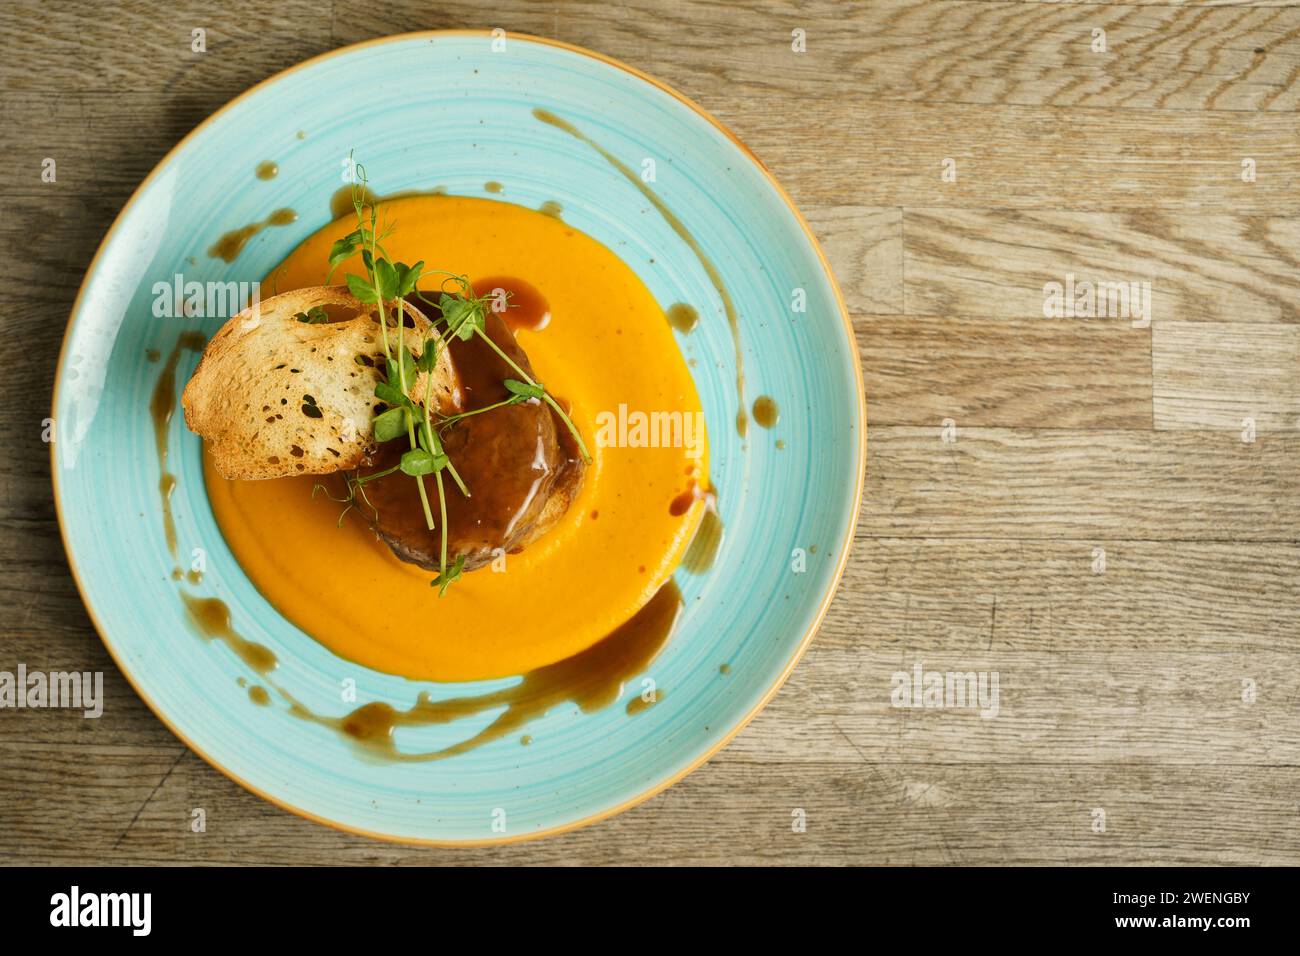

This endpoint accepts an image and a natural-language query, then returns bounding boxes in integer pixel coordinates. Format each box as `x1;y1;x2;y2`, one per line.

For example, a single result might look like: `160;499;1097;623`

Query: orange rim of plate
49;29;868;848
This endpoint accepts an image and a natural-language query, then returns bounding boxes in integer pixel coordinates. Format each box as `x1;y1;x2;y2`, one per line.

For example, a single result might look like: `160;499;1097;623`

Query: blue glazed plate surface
53;32;865;844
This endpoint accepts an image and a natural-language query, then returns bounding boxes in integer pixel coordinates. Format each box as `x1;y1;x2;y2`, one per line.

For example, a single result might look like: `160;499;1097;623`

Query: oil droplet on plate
276;582;683;761
207;208;297;262
150;332;207;556
532;107;748;439
181;593;278;675
752;395;779;429
666;303;699;333
683;506;723;573
626;689;665;716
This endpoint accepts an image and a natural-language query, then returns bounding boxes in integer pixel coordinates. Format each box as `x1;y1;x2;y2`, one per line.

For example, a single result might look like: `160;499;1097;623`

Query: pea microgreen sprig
323;157;591;595
416;281;591;461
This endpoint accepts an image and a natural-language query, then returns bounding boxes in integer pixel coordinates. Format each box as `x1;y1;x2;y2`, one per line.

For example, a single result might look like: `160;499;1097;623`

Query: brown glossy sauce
329;184;447;221
357;307;579;571
178;580;679;754
149;332;206;556
208;208;297;263
331;184;377;220
471;275;551;332
666;302;699;334
280;581;682;761
534;107;748;436
669;481;714;518
626;687;665;716
669;488;695;517
752;395;779;429
719;663;731;675
484;181;503;194
181;593;278;675
255;161;279;181
683;504;723;573
538;200;563;220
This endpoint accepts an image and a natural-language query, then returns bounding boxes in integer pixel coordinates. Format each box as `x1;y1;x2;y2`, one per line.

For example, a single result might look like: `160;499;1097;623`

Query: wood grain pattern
755;102;1300;211
785;648;1300;764
806;206;904;314
1;0;1297;866
326;0;1300;113
1153;321;1300;429
817;538;1300;653
856;314;1153;427
904;208;1300;322
861;427;1299;540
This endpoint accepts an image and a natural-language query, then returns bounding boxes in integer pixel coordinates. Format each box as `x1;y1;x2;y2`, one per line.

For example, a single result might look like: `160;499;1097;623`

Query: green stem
414;473;435;530
421;357;470;498
437;397;519;429
472;327;591;462
542;393;590;461
356;464;400;485
443;453;468;497
396;296;406;382
389;298;439;528
434;470;448;579
366;213;392;363
421;357;451;582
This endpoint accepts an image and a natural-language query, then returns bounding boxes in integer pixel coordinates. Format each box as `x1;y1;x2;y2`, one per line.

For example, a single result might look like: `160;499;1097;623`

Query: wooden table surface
2;0;1297;865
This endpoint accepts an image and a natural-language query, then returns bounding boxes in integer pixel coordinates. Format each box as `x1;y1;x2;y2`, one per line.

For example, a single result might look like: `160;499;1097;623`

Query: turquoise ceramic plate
53;32;864;844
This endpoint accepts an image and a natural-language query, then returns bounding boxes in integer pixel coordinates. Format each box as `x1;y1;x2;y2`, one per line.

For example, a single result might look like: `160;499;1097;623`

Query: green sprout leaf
416;336;439;373
374;258;399;300
327;231;362;275
441;296;484;341
386;351;416;391
374;380;406;407
503;378;545;401
431;554;466;597
293;306;329;324
394;260;425;298
399;447;448;477
346;272;378;303
372;406;408;443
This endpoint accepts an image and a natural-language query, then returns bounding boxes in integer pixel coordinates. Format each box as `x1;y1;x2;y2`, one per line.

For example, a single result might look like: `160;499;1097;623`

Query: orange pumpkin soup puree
204;195;707;681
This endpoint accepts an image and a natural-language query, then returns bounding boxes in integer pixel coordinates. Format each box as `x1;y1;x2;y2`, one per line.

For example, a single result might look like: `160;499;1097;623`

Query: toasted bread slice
181;286;458;480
